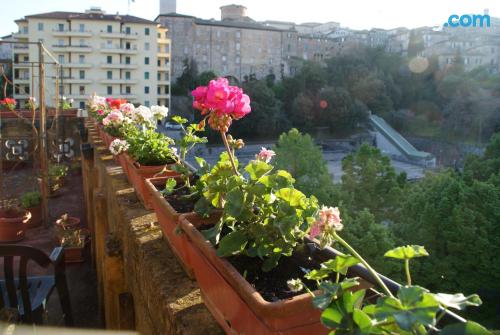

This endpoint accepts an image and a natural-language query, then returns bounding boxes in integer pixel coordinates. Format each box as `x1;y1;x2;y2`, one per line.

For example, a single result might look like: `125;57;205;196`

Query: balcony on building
51;44;93;53
157;52;170;58
12;31;28;39
52;29;93;37
157;37;170;44
114;93;137;100
157;93;169;99
100;44;138;54
99;31;139;40
157;80;170;85
62;63;93;69
99;79;138;85
53;78;92;84
100;63;138;69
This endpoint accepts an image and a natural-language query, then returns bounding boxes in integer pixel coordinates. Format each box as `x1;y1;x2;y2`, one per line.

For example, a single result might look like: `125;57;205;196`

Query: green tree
273;128;334;204
340;143;406;223
196;70;217;86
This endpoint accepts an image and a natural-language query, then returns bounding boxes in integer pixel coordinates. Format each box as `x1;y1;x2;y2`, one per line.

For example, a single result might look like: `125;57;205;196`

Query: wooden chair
0;245;73;326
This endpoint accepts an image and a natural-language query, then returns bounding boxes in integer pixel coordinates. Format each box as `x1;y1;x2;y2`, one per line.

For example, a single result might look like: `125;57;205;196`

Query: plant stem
405;259;411;286
336;272;340;284
333;232;394;298
220;131;239;176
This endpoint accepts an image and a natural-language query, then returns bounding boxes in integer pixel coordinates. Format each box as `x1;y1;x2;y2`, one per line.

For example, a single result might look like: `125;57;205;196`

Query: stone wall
81;121;222;334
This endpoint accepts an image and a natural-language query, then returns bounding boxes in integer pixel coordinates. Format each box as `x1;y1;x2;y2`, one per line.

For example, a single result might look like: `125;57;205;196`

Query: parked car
164;122;182;130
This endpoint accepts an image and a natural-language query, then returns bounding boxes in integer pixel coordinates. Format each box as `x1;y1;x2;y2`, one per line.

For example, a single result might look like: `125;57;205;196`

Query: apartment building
12;7;171;109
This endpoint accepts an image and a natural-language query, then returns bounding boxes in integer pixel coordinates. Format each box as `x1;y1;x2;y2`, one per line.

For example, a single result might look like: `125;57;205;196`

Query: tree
173;58;198;95
339;143;406;223
273;128;334;204
196;71;217;86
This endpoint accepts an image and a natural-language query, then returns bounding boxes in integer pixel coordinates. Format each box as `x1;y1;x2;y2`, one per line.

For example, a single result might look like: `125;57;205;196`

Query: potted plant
59;228;89;263
0;200;30;242
109;138;130;174
21;191;42;228
48;164;69;197
145;115;208;276
55;213;80;231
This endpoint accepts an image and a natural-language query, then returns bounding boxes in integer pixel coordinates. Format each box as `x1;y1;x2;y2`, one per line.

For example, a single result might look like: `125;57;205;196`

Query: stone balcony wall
81;121;222;334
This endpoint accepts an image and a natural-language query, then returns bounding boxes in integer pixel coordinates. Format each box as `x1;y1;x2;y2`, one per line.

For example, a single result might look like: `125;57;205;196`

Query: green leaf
262;253;280;272
313;292;334;310
353;308;373;333
305;268;330;281
195;156;208;169
434;293;482;310
343;289;365;313
375;286;440;331
194;197;212;217
172;115;188;125
321;306;344;328
163;178;177;195
201;220;222;245
384;245;429;260
275;188;307;208
225;188;245;218
440;321;491;335
216;230;247;257
245;160;273;180
322;254;360;275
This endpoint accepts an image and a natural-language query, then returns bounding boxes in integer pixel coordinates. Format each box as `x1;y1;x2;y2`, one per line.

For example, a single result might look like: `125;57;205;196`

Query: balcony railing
100;45;138;54
51;45;93;53
99;31;139;39
99;79;138;84
100;63;138;69
52;29;93;37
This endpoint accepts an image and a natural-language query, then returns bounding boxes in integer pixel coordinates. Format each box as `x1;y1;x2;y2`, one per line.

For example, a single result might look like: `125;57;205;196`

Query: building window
144;86;150;94
144;42;150;51
107;25;112;33
157;72;160;80
106;40;112;48
125;71;131;80
145;27;150;35
144;100;150;107
107;86;112;95
79;39;85;47
236;43;240;51
58;55;64;64
125;56;130;65
107;55;112;64
144;72;149;79
79;101;85;109
58;23;64;32
236;31;241;39
58;39;64;46
125;42;131;50
157;59;161;66
236;56;240;64
79;24;85;32
222;55;227;62
79;55;85;64
125;27;131;35
216;31;221;38
37;23;44;31
79;70;85;79
79;86;85;95
144;57;149;65
107;71;112;79
125;86;131;94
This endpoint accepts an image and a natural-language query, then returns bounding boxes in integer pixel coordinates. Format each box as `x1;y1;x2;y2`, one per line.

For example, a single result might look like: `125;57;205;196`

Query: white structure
160;0;177;15
12;8;171;109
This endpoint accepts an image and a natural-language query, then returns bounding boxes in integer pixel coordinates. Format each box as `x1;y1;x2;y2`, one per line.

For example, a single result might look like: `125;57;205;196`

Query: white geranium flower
151;105;169;120
109;139;129;156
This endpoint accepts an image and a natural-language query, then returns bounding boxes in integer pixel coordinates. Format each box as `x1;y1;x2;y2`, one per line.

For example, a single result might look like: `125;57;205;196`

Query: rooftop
19;11;157;25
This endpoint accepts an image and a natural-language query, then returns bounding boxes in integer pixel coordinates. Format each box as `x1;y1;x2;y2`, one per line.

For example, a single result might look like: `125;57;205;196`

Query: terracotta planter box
178;213;328;334
25;205;42;229
124;155;179;209
0;209;30;243
64;245;86;263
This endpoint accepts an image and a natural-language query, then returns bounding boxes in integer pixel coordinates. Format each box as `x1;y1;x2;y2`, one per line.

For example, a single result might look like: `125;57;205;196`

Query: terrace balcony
99;31;139;40
52;29;93;37
99;79;138;85
51;45;93;53
99;63;138;69
100;45;138;54
62;63;93;69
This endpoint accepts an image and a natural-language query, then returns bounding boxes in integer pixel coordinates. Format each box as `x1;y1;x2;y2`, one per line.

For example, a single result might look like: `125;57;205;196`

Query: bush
21;191;41;209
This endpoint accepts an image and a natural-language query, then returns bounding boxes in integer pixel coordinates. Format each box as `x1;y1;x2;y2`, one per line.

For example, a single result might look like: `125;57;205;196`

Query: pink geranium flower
256;147;275;163
310;206;343;239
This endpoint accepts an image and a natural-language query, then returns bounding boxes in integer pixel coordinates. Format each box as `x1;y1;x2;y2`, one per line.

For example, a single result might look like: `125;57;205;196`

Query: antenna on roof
127;0;135;14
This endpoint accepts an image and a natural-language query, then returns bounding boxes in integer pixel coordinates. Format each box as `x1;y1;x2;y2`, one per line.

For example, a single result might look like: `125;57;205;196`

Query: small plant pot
55;216;80;230
48;177;65;198
25;205;42;229
0;209;30;243
124;154;180;210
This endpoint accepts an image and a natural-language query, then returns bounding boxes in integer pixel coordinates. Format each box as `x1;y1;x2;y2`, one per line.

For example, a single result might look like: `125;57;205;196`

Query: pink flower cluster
102;110;124;126
310;206;343;239
256;147;275;163
192;78;251;132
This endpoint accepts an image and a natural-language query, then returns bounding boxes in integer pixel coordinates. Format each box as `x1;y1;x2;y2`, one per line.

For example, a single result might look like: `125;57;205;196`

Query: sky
1;0;498;36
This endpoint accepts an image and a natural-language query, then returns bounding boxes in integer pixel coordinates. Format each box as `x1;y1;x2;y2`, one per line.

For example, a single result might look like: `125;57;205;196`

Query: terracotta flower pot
124;154;179;209
55;216;80;230
117;154;129;176
179;213;330;335
0;209;30;243
64;245;86;263
25;205;42;229
146;176;204;278
102;131;117;148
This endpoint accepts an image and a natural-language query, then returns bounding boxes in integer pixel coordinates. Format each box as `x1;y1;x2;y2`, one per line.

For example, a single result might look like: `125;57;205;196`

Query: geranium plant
287;210;490;335
0;98;17;111
125;127;176;166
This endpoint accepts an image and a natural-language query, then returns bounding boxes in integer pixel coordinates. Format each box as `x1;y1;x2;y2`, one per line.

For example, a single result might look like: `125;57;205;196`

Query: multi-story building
11;7;171;109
